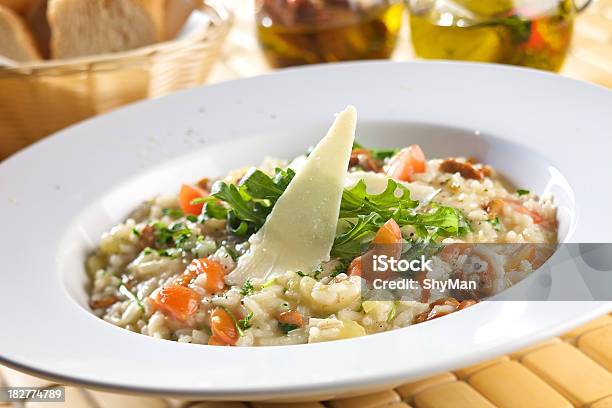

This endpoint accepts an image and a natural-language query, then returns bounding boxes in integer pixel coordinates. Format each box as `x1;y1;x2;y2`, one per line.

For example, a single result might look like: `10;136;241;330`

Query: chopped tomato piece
373;219;402;245
179;184;208;216
386;145;426;182
183;258;226;293
504;199;544;224
439;243;471;262
210;307;239;346
347;257;362;277
278;310;304;327
150;285;200;321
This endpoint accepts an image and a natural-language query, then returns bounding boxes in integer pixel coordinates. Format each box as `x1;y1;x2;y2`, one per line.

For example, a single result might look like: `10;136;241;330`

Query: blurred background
0;0;611;159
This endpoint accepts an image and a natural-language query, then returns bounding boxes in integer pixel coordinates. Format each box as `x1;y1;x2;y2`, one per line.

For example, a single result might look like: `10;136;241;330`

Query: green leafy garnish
162;208;184;218
261;278;277;289
386;300;400;322
340;179;418;219
118;284;145;313
332;213;384;259
201;200;228;221
220;306;245;337
486;216;502;231
398;206;472;239
131;227;141;237
204;167;296;235
238;312;254;330
296;269;322;280
240;279;254;296
516;189;530;196
278;323;299;334
330;259;350;278
352;141;399;161
151;221;191;247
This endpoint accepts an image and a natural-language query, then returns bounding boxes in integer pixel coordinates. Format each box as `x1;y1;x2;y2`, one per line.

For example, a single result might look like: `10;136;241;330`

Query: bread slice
137;0;196;41
48;0;158;59
0;4;41;61
21;0;49;58
0;0;32;14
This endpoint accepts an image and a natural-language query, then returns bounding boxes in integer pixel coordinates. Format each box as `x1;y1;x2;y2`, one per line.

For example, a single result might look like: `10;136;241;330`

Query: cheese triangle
226;106;357;285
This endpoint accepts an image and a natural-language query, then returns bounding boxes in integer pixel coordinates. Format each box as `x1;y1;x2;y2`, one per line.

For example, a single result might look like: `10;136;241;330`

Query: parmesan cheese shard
226;106;357;285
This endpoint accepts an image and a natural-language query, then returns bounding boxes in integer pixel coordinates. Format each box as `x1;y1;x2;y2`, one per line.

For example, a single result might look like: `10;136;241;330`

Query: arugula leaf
241;168;295;202
211;182;268;227
352;141;399;161
340;179;418;219
331;213;385;259
201;200;228;220
206;167;296;235
399;206;471;239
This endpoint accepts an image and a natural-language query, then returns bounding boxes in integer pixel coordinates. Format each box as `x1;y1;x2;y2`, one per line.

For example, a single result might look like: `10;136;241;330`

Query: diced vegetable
386;145;426;182
338;319;366;339
278;310;304;327
193;258;226;293
177;258;226;293
150;285;201;321
347;257;362;277
504;199;544;224
179;184;208;216
373;219;402;244
210;307;239;346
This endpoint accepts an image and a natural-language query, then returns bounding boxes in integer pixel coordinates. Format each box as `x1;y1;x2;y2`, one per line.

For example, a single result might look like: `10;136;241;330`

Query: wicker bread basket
0;0;233;160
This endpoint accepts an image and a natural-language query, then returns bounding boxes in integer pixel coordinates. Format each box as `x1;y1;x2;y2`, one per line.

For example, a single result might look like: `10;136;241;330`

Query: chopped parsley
330;259;350;278
151;222;191;247
118;284;145;313
296;269;321;280
162;208;184;218
238;312;254;330
131;227;141;237
516;189;530;196
486;216;502;231
278;323;299;334
240;279;254;296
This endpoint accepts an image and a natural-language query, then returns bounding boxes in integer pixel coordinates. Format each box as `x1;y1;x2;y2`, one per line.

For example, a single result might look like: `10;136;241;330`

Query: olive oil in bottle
256;0;404;68
409;0;575;72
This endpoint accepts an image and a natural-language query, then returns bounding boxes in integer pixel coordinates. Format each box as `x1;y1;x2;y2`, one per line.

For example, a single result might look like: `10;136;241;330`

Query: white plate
1;61;611;400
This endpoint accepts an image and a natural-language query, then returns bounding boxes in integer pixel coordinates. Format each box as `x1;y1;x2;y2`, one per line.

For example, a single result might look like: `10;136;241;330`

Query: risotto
87;108;557;346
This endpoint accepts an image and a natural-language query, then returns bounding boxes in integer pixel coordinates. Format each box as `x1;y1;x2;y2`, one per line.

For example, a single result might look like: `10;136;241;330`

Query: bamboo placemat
2;311;612;408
